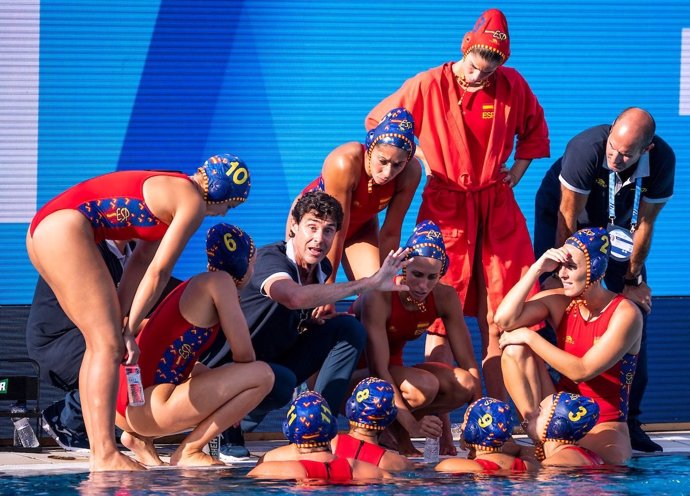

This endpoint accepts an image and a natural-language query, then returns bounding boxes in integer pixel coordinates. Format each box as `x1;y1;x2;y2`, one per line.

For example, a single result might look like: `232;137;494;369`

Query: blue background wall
1;0;688;302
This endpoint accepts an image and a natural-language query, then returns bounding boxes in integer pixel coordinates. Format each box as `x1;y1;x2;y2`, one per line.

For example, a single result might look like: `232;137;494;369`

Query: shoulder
255;242;294;275
650;135;676;167
323;143;364;180
612;297;643;324
567;125;609;149
432;283;461;309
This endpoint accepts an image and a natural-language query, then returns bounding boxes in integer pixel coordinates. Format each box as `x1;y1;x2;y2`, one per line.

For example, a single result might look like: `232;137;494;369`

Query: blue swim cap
462;397;514;451
365;107;416;159
404;220;449;276
282;391;338;448
197;153;251;204
564;227;609;287
206;223;255;283
346;377;398;431
543;392;600;443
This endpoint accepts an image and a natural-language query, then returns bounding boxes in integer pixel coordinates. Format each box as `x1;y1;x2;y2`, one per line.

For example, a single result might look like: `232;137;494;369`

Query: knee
451;369;477;406
401;376;439;409
500;335;531;362
253;362;275;395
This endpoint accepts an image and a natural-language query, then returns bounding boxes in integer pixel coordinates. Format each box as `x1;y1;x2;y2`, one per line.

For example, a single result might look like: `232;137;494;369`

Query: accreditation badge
607;225;633;261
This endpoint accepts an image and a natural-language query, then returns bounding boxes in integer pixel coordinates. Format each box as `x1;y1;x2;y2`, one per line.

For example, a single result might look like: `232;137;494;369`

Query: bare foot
90;451;146;472
383;422;421;456
170;448;226;467
120;431;166;467
440;436;457;456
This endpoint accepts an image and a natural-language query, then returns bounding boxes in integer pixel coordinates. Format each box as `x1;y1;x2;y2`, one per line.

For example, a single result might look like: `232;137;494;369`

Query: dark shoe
628;419;663;453
218;426;250;462
41;411;90;453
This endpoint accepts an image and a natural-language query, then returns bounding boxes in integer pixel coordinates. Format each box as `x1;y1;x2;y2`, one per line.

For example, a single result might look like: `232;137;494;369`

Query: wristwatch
623;273;643;287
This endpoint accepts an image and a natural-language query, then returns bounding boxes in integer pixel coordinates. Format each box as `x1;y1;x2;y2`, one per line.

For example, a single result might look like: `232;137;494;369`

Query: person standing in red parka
366;8;550;399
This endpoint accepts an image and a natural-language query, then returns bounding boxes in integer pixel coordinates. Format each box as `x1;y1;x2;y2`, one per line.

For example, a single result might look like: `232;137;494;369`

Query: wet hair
291;190;344;232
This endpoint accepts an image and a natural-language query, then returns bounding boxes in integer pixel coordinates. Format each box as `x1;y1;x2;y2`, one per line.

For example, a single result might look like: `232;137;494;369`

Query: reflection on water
0;455;688;496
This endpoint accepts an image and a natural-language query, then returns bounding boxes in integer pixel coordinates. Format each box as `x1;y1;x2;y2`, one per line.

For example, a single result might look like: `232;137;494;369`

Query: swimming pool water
1;454;689;495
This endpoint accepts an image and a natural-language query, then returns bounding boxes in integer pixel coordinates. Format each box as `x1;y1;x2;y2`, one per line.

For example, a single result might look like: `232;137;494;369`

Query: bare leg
125;361;274;467
341;222;381;281
501;340;555;433
472;239;506;401
387;366;439;456
120;431;165;466
28;214;144;472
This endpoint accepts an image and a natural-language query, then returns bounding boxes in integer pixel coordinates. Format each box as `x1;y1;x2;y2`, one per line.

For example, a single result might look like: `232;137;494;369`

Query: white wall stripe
0;1;40;222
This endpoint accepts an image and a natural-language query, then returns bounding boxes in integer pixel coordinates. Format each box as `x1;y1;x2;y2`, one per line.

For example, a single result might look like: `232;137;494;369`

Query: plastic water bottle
423;436;440;463
125;365;145;407
10;402;40;448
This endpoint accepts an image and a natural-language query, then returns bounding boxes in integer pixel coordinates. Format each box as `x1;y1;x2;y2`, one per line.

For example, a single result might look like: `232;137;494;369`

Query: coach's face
606;123;654;173
290;212;337;269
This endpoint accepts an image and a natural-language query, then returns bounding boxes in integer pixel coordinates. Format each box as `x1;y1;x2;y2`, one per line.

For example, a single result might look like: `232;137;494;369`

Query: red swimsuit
563;446;605;466
474;457;527;472
116;280;219;416
386;292;438;366
30;170;190;242
334;434;386;466
556;295;638;423
298;458;354;482
302;145;396;238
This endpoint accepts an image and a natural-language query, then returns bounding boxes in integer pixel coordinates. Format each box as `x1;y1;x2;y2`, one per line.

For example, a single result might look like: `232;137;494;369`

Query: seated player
529;392;605;467
115;223;273;467
435;397;539;473
249;391;391;483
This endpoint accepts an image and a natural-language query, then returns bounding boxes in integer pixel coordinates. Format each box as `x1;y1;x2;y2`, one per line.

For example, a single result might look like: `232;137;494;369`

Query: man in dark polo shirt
202;190;410;462
534;107;675;452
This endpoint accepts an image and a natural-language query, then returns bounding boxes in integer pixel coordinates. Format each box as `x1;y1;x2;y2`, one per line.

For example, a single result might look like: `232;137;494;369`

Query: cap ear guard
404;219;449;276
282;391;338;448
461;397;514;451
197;153;251;204
365;107;416;159
346;377;398;431
206;223;255;283
543;392;600;443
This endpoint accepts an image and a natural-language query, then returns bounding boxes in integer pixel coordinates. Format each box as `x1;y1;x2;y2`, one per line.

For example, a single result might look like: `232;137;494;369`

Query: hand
122;330;140;365
500;165;518;188
370;247;411;291
498;328;531;350
311;303;336;324
535;247;572;275
623;281;652;314
412;415;443;439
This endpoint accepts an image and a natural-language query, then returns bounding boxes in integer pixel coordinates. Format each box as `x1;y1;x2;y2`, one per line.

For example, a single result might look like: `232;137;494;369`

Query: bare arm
361;291;413;430
436;285;481;399
556;186;589;247
264;248;410;310
210;272;255;363
502;159;532;188
378;157;422;263
320;143;361;284
125;192;205;336
493;248;571;331
499;299;642;382
623;200;666;312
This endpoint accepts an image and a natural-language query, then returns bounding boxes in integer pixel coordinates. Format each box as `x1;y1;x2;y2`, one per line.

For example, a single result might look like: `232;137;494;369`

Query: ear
642;142;655;154
289;218;298;238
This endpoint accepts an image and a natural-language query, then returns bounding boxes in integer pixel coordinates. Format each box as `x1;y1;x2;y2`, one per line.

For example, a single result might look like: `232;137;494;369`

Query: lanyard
608;171;641;232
